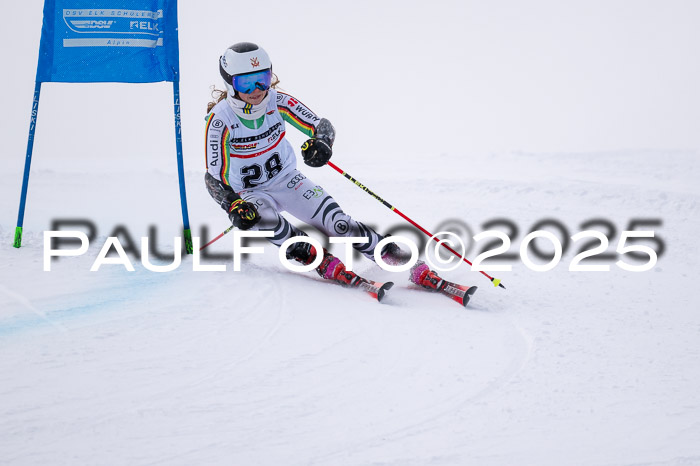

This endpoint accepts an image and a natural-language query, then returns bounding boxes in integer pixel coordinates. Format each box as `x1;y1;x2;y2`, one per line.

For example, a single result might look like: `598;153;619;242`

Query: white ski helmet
219;42;272;95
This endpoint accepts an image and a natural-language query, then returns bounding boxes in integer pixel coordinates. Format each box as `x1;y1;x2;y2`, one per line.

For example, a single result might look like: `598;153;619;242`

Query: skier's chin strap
226;91;271;120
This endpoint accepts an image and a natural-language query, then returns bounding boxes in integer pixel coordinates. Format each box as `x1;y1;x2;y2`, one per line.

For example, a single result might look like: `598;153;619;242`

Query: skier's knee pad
324;210;355;237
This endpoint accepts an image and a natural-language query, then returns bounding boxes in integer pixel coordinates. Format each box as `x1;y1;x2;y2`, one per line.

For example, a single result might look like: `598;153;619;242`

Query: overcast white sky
1;0;699;167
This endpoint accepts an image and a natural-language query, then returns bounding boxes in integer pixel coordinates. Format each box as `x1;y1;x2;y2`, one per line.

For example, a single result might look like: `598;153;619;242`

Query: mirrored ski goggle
232;69;272;94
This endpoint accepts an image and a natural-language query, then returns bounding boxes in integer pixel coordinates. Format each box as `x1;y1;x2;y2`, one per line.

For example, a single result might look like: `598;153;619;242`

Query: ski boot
409;261;477;307
409;261;446;291
287;241;360;287
316;250;362;287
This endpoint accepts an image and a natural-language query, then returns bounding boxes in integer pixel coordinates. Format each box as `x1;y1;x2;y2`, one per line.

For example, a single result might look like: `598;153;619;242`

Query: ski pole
327;161;505;289
199;225;234;251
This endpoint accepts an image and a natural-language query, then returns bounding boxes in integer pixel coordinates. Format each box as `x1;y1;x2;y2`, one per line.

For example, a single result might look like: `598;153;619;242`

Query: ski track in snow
0;284;69;334
303;316;535;466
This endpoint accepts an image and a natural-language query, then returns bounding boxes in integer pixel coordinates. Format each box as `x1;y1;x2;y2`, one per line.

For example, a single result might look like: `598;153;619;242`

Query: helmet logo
250;57;260;68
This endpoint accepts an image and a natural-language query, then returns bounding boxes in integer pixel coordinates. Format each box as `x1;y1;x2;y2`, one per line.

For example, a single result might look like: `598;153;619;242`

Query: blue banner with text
36;0;179;83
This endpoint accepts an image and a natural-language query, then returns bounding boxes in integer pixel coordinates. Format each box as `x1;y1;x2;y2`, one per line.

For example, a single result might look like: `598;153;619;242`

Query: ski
314;250;393;303
409;263;477;307
358;278;394;303
439;281;477;307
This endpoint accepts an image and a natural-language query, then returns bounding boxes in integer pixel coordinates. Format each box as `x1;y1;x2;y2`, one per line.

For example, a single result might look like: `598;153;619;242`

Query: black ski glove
301;137;332;167
228;199;260;230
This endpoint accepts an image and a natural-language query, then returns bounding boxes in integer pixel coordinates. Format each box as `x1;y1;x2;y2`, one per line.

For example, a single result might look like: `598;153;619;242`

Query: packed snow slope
2;1;700;465
1;149;699;466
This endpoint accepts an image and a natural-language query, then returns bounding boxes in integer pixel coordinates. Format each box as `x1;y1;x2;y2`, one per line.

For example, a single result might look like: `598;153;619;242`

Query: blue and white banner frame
14;0;192;253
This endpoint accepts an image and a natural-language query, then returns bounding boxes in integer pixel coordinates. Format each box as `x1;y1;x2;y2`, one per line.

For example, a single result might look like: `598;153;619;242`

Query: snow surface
2;2;700;466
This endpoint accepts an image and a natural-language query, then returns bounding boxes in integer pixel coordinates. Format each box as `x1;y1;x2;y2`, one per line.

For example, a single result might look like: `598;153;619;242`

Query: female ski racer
204;42;445;291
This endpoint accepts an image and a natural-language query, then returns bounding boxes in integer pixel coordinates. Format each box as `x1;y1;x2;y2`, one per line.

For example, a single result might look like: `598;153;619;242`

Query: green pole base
184;228;193;254
13;227;23;248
